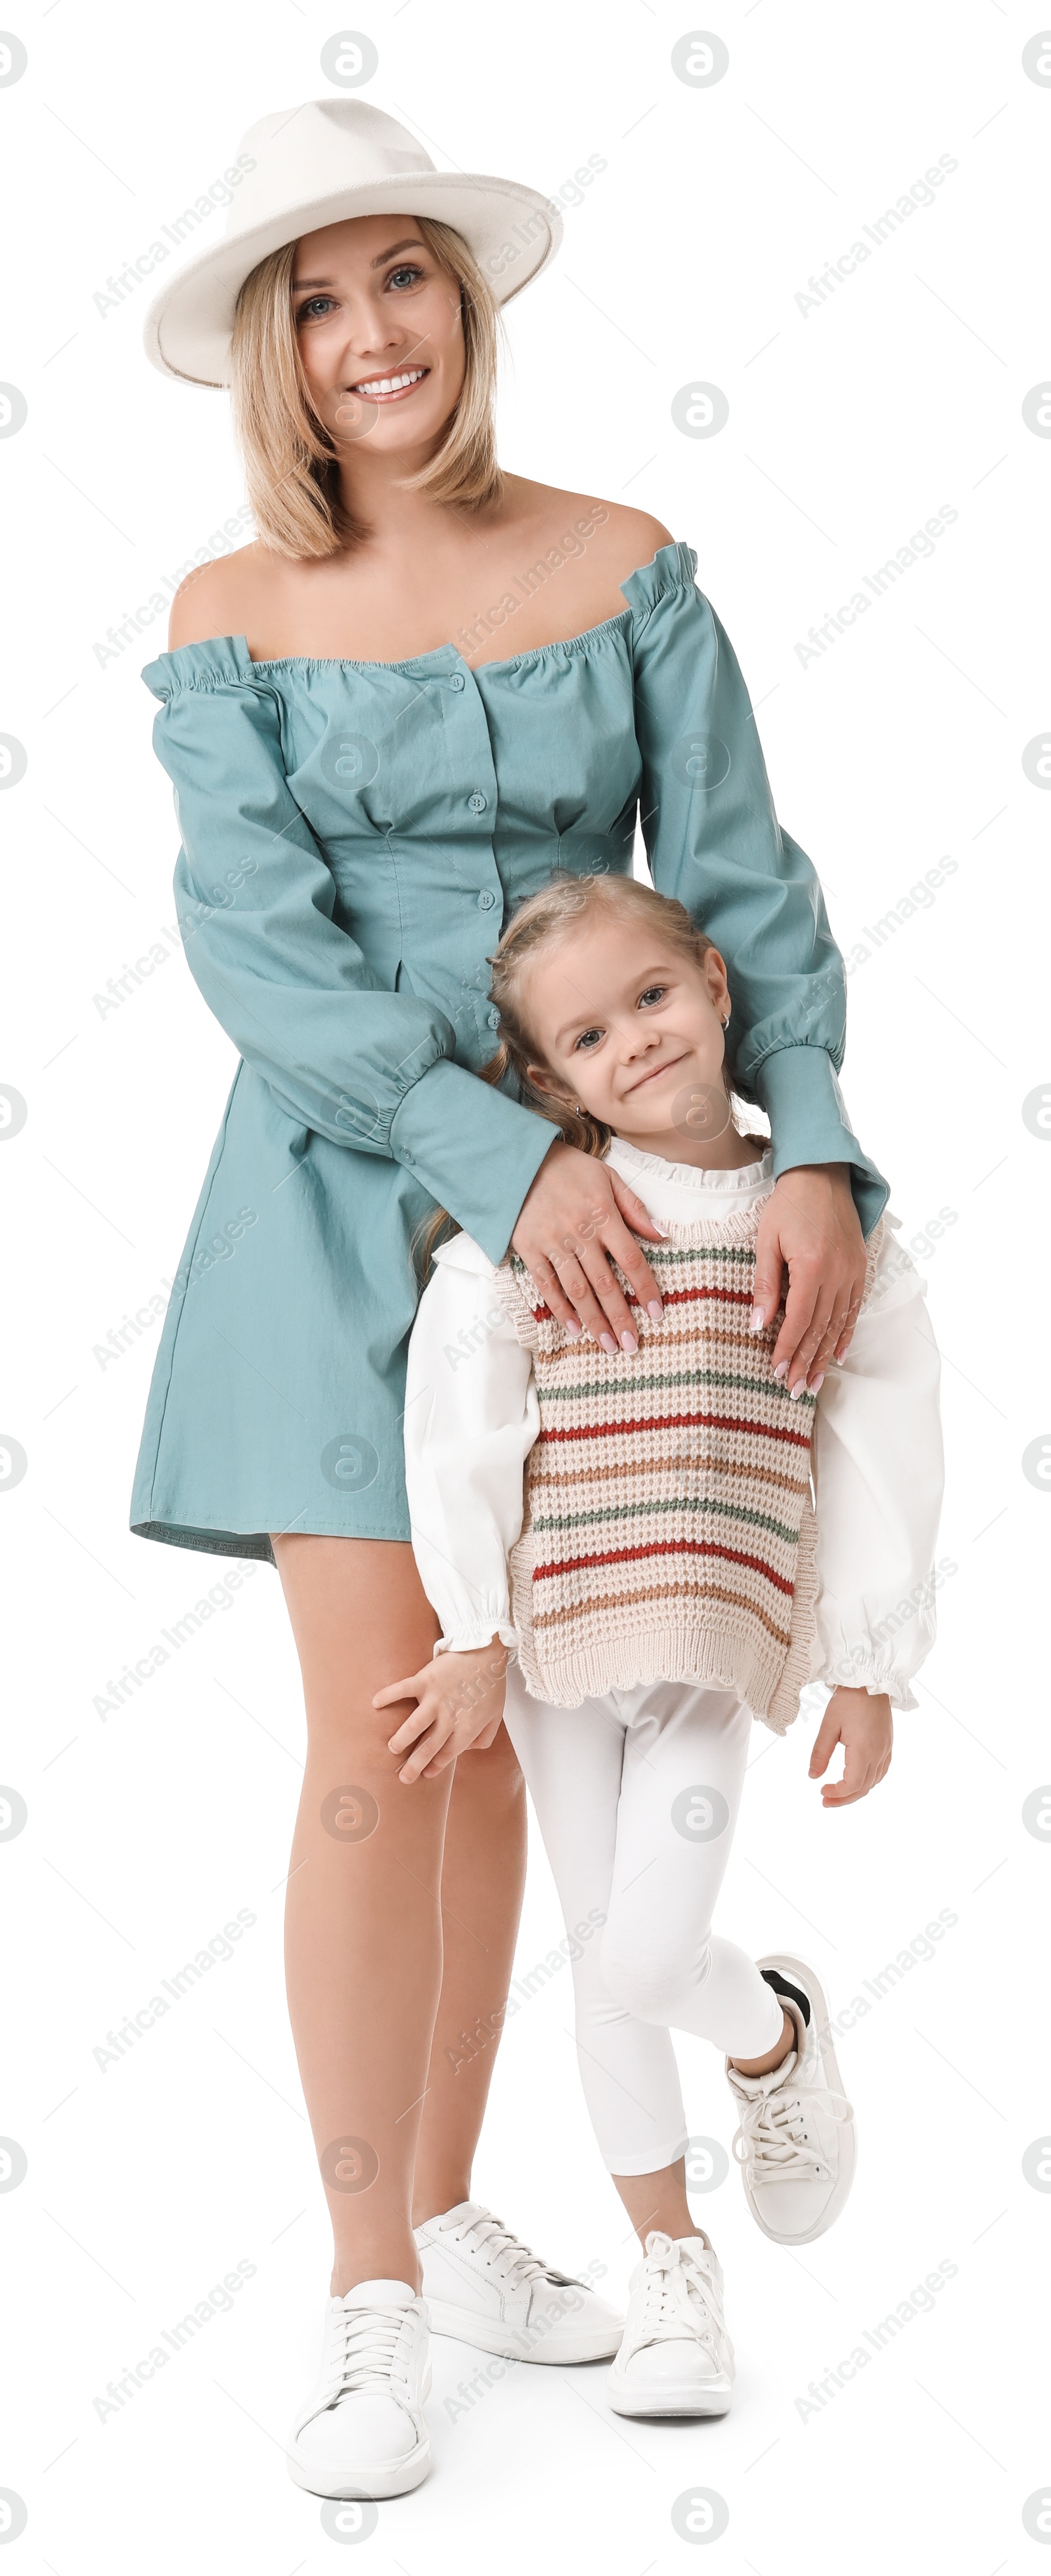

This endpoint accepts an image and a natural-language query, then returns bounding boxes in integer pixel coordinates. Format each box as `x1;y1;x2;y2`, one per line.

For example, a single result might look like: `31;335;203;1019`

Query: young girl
377;871;943;2420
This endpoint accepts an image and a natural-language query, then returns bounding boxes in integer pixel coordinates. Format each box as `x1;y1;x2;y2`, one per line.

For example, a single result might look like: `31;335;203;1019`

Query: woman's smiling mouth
346;365;430;402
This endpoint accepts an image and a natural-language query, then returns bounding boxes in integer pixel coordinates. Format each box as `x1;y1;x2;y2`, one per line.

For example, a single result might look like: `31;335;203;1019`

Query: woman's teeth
349;368;427;396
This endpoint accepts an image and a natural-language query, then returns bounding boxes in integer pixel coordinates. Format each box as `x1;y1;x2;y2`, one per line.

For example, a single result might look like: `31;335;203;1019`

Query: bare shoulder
510;478;674;577
583;499;677;582
167;541;281;650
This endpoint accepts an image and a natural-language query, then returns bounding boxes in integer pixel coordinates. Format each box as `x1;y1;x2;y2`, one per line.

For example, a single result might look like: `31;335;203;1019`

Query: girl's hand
511;1139;667;1350
752;1164;866;1396
372;1637;509;1783
809;1686;893;1807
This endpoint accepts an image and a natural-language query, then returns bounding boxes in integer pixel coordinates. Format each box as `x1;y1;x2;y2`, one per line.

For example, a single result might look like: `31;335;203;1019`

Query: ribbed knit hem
514;1615;811;1728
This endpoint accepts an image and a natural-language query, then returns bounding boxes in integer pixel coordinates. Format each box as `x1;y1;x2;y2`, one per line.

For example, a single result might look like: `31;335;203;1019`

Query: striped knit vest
491;1194;883;1733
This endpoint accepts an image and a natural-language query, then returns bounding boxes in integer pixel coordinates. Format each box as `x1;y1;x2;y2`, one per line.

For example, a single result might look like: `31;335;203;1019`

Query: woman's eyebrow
292;239;428;292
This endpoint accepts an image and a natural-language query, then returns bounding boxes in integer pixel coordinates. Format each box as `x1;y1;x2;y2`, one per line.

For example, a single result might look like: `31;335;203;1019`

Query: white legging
502;1666;786;2176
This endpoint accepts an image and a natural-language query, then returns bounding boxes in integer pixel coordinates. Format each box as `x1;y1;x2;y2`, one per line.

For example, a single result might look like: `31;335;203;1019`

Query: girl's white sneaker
726;1954;856;2244
286;2280;432;2499
607;2231;734;2418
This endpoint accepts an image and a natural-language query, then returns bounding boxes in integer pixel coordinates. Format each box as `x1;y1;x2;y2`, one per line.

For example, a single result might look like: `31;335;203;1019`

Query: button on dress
129;542;887;1563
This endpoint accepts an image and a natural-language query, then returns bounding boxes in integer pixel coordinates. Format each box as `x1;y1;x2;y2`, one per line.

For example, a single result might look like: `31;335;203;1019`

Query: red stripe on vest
536;1408;811;1450
532;1534;795;1598
530;1281;751;1325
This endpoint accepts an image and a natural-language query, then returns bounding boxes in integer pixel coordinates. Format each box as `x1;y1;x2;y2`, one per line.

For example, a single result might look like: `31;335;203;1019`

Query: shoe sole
608;2375;732;2420
744;1952;857;2246
425;2299;622;2363
286;2433;432;2500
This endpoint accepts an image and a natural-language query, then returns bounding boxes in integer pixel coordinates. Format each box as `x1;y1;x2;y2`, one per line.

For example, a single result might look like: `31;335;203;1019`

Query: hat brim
143;172;562;386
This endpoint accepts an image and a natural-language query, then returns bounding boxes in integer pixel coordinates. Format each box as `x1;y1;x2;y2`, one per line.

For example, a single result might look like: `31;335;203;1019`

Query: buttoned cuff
757;1046;889;1241
389;1058;556;1264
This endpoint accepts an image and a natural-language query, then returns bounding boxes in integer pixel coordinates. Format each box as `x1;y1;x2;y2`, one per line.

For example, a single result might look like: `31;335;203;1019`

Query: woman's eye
387;264;424;290
295;296;335;323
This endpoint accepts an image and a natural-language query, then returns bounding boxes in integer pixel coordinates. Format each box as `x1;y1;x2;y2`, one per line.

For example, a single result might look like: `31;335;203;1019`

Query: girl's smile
625;1051;688;1093
523;915;761;1170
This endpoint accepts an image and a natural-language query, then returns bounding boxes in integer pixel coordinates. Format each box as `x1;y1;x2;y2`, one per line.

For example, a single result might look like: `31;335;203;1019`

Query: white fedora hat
143;97;563;388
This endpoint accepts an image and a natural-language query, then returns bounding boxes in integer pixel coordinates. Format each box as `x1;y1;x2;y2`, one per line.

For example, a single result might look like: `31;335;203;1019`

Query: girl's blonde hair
412;872;734;1279
229;217;506;559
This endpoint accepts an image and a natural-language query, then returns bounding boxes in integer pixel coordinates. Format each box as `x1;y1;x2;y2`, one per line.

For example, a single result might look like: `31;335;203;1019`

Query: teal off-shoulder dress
129;541;887;1565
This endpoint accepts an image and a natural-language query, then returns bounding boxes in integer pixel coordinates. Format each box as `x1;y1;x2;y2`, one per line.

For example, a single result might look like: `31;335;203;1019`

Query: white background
1;2;1045;2568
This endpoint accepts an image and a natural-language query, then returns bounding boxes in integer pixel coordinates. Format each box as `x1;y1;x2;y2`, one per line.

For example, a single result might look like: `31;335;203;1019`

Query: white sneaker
414;2200;623;2362
727;1954;855;2244
608;2232;734;2419
286;2280;432;2499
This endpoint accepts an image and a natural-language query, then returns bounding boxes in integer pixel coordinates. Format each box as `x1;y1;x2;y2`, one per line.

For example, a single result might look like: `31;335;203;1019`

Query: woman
133;97;887;2500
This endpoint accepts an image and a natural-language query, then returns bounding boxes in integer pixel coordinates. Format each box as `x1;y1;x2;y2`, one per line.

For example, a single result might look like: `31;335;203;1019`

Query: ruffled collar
607;1132;774;1196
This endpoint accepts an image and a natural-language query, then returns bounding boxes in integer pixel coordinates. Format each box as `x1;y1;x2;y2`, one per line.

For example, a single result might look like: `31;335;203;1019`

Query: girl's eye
575;1026;604;1052
638;984;667;1008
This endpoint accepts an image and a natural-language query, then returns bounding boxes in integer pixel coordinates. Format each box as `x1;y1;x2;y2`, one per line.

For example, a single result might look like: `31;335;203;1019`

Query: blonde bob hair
229;216;506;559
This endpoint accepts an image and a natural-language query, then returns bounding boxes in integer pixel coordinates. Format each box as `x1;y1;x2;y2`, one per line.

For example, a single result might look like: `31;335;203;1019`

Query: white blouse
402;1137;945;1713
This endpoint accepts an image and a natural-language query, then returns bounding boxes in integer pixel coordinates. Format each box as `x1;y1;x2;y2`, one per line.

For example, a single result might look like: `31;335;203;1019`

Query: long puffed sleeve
143;651;553;1263
626;546;887;1237
809;1222;944;1709
403;1232;539;1653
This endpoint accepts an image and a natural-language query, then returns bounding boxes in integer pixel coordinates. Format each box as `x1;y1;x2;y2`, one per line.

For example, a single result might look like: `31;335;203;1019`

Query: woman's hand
752;1164;866;1394
809;1686;893;1806
511;1139;667;1349
372;1637;508;1783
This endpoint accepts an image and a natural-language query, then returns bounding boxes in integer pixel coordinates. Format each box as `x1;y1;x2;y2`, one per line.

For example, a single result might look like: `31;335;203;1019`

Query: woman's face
291;213;466;453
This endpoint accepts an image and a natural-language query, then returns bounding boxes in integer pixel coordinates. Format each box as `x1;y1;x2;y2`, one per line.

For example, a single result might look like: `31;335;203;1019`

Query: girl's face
524;912;734;1157
292;214;466;455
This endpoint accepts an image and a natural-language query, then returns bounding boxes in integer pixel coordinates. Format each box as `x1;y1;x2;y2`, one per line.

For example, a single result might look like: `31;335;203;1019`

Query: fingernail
773;1360;789;1383
749;1306;765;1333
600;1333;617;1353
621;1330;638;1354
834;1353;846;1366
647;1300;663;1321
789;1379;806;1401
566;1318;582;1337
810;1371;825;1393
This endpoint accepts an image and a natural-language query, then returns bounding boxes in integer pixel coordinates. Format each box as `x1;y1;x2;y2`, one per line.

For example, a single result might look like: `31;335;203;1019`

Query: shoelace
732;2077;852;2182
439;2206;552;2289
638;2240;728;2353
322;2299;411;2406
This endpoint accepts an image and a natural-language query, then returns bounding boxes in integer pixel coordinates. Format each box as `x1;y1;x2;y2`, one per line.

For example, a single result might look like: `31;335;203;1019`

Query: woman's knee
450;1720;524;1805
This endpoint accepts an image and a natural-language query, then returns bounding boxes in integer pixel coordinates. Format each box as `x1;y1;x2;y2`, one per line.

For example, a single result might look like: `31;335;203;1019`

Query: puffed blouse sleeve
141;641;553;1265
625;545;888;1238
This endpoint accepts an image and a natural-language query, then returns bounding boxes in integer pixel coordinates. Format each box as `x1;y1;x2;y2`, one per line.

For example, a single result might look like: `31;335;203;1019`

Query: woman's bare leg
271;1534;526;2293
411;1723;526;2226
